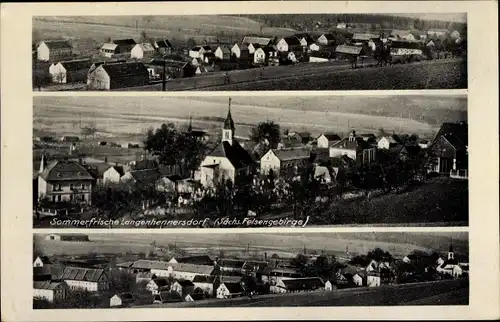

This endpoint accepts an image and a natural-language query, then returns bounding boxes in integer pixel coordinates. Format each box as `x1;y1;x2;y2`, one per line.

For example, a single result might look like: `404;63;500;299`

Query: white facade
260;149;280;176
253;48;267;64
131;44;155;59
48;63;68;83
109;294;128;307
353;274;363;286
33;285;67;303
171;270;200;281
316;134;330;149
287;52;297;62
309;56;329;63
247;43;258;54
390;48;423;56
103;167;122;185
329;147;357;160
276;38;289;52
33;256;46;267
309;43;320;51
64;279;108;292
367;275;381;287
200;156;236;188
317;35;333;45
150;267;172;278
38;176;93;204
37;42;51;61
231;44;243;58
214;47;230;60
189;48;205;59
324;280;333;291
377;137;393;150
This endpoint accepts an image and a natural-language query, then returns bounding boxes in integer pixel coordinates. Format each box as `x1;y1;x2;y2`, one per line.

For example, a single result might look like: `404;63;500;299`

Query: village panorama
32;13;467;91
32;232;469;308
33;94;468;228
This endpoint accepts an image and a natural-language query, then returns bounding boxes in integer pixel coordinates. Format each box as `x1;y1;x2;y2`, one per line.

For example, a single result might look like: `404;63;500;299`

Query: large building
329;131;377;165
199;99;255;188
87;62;150;90
37;156;94;205
260;148;311;177
428;122;468;176
55;267;109;292
37;40;73;61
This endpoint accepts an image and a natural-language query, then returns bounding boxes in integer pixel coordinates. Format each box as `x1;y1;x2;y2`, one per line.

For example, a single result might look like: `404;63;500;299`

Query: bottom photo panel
33;231;469;308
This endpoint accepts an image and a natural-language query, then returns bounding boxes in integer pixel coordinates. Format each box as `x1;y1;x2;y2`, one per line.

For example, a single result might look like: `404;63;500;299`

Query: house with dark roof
54;266;109;292
317;133;342;149
214;45;231;60
317;33;336;45
110;292;135;307
377;134;403;149
153;39;174;55
34;255;52;268
146;278;170;294
87;62;149;90
153;291;184;304
216;282;244;299
169;255;214;266
428;122;468;176
120;169;161;186
276;36;303;52
171;280;195;297
260;147;311;177
329;130;377;165
37;40;73;61
230;43;250;59
37;156;94;204
293;33;316;47
48;59;92;84
33;281;68;303
102;165;125;185
436;245;464;278
131;43;156;59
100;39;137;57
200;99;255;188
271;277;325;293
192;275;217;296
147;59;196;79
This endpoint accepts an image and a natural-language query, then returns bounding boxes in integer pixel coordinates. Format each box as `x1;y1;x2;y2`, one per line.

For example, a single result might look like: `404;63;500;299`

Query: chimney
104;156;108;164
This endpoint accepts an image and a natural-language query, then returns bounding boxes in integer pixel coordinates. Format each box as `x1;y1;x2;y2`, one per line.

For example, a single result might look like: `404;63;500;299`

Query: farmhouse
153;39;174;55
33;281;68;303
170;263;216;281
353;272;366;286
56;267;109;292
148;59;196;79
188;46;206;59
428;122;468;176
276;37;303;52
37;157;94;204
253;46;276;65
309;51;333;62
37;40;73;61
131;43;156;59
329;131;377;165
377;134;402;149
216;282;244;299
87;62;150;90
153;291;184;304
214;46;231;60
48;59;92;84
231;43;250;59
200;101;255;188
171;280;195;297
100;39;137;57
242;36;272;47
169;255;214;266
34;256;51;267
317;133;341;149
146;278;170;294
192;275;216;296
45;233;89;241
270;277;325;293
293;33;316;47
109;292;135;307
367;272;381;287
103;166;125;185
317;33;336;45
335;45;364;58
260;148;311;177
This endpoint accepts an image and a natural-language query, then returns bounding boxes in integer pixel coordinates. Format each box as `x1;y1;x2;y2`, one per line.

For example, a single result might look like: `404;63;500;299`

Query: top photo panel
32;13;467;92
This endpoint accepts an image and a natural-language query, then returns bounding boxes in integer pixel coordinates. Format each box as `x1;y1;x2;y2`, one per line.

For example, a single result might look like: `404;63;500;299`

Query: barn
45;233;90;241
37;40;73;62
87;62;150;90
48;59;92;84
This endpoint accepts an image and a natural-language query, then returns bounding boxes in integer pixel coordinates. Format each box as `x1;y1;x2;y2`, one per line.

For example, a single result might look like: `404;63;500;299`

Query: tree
186;37;197;48
367;248;394;262
109;270;136;294
140;30;150;43
250;121;281;149
81;124;97;140
291;253;309;268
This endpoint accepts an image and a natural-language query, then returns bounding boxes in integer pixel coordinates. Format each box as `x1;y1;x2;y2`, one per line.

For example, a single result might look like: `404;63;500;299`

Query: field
202;59;467;91
33;232;469;259
139;279;469;307
33;95;467;144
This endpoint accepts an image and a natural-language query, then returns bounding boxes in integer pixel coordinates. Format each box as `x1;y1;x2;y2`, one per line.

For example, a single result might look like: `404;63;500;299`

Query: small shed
49;59;92;84
110;292;135;307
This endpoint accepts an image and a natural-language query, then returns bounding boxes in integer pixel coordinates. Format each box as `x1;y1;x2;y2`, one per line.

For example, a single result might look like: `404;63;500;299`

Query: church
436;244;464;278
199;98;255;188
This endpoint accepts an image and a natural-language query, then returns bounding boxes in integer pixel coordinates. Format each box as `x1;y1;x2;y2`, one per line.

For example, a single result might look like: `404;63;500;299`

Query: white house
34;256;51;268
59;267;109;292
216;282;244;299
37;40;73;61
353;273;365;286
329;130;377;165
253;47;267;64
231;43;249;59
188;46;206;59
192;275;216;296
199;101;255;188
171;280;195;297
247;43;260;54
377;135;401;150
260;148;310;177
287;51;298;63
33;281;68;303
146;278;170;294
109;292;134;307
367;274;381;287
276;37;302;52
103;166;125;185
314;165;334;184
317;34;336;45
324;280;334;291
309;43;321;51
48;59;92;84
214;46;231;60
131;43;155;59
317;133;341;149
337;23;347;29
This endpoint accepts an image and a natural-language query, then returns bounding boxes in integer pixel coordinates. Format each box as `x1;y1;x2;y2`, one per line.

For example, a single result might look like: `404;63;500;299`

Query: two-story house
260;147;311;177
428;122;468;177
329;130;377;165
37;156;94;205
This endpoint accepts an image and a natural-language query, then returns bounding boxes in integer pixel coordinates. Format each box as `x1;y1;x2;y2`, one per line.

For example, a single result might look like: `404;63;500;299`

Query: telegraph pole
162;59;166;92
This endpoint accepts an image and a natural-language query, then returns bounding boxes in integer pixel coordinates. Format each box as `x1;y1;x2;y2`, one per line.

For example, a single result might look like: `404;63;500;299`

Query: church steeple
222;98;235;145
448;244;454;260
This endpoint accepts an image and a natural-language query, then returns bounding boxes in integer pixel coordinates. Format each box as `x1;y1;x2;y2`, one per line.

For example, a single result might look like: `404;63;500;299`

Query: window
57;195;62;202
81;184;86;190
70;184;74;191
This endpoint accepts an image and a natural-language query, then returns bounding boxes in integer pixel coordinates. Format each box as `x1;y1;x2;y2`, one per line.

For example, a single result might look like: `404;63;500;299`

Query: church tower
448;244;454;260
222;98;235;145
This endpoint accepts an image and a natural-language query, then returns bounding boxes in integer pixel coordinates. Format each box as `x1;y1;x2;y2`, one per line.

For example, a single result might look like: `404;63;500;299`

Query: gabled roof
101;43;118;51
192;275;216;283
151;278;169;288
34;281;66;290
86;163;113;179
242;36;272;46
136;43;155;52
42;40;72;50
112;39;137;46
320;33;336;41
39;160;94;181
221;282;244;294
281;36;302;46
294;33;316;44
175;280;195;287
155;39;173;49
320;133;342;141
433;122;468;151
218;259;246;269
170;263;214;275
100;62;149;78
335;45;363;55
57;267;106;282
207;141;255;169
281;277;325;291
173;255;213;266
127;169;161;184
35;256;52;265
271;147;310;162
57;59;92;71
130;259;170;270
216;46;231;53
330;136;371;150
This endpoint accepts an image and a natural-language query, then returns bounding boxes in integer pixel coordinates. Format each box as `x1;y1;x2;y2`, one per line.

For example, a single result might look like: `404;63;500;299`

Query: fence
450;169;468;179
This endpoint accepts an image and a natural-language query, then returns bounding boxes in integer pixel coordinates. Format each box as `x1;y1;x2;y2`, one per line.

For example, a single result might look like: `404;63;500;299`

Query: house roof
39;160;94;182
281;277;325;291
335;45;363;55
242;36;272;46
216;46;231;53
86;163;112;179
170;263;214;275
151;278;169;288
136;43;155;52
330;136;371;150
314;165;331;179
114;292;134;301
281;36;302;46
176;280;195;287
192;275;216;283
321;133;342;141
320;33;336;41
222;282;244;294
157;291;183;302
101;43;118;51
112;39;137;46
155;39;173;48
162;54;193;63
42;40;72;50
202;45;212;51
33;281;65;290
310;51;332;59
36;256;52;265
218;259;246;269
271;147;310;162
208;140;255;169
58;59;92;71
433;122;468;150
127;169;161;184
100;62;149;79
352;33;379;41
129;259;170;270
173;255;213;266
56;267;106;282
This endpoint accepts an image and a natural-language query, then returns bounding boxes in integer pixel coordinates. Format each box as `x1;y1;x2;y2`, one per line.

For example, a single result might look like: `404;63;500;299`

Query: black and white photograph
32;13;467;91
32;231;469;308
33;94;468;228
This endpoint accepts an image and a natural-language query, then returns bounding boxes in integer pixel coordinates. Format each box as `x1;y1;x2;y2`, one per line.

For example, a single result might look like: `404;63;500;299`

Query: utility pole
162;59;166;92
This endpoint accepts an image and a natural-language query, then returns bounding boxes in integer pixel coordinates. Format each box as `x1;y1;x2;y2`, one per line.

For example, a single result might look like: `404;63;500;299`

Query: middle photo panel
33;92;468;229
